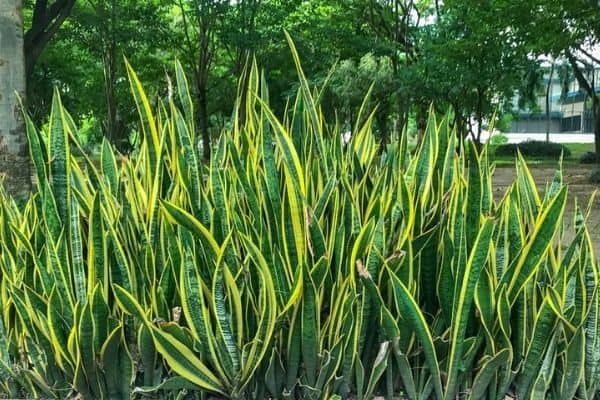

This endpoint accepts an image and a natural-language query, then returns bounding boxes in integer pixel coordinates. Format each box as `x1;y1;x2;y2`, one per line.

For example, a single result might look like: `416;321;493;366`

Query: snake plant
0;36;598;399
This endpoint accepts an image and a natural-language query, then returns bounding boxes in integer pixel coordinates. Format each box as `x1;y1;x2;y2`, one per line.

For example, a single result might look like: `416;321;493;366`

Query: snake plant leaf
133;376;199;394
558;327;585;399
308;212;327;262
211;259;239;380
465;141;482;251
46;232;74;312
529;328;558;399
173;106;202;214
161;201;220;260
504;187;567;303
101;139;119;197
516;153;541;220
137;324;158;387
112;285;146;321
174;59;195;133
285;307;303;396
389;270;443;400
412;110;438;206
78;296;106;398
239;240;277;389
149;325;227;395
363;341;390;400
209;152;228;244
23;111;48;188
284;31;327;170
515;296;559;399
116;284;226;393
445;218;494;400
468;348;510;400
69;197;85;303
506;188;525;265
179;247;213;358
87;194;107;295
48;88;71;225
47;288;72;373
265;347;285;398
301;265;319;388
125;58;160;172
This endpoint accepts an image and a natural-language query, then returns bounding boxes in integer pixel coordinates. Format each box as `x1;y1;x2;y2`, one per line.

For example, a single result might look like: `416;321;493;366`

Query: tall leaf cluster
0;45;599;399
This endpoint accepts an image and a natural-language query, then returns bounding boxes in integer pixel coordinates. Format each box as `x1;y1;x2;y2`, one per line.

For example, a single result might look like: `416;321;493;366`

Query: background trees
24;0;76;78
504;0;600;152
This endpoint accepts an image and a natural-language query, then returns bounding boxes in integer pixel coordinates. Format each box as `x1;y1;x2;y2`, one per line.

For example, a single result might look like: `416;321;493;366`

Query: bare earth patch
493;165;600;259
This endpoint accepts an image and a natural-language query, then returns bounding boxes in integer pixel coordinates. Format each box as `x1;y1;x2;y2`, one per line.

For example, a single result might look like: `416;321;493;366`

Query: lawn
489;142;595;165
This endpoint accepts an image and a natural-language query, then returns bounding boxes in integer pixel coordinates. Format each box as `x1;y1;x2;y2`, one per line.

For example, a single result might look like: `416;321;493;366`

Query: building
510;64;599;134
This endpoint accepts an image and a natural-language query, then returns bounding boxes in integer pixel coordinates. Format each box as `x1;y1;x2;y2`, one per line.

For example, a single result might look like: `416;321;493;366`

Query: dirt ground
492;165;600;259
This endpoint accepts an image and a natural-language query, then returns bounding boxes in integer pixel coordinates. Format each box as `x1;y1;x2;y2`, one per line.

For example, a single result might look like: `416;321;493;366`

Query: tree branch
566;51;595;98
577;45;600;66
24;0;76;77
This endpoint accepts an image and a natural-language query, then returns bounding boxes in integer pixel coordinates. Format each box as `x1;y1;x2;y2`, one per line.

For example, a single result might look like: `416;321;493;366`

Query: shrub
580;151;600;164
494;140;571;159
487;131;508;145
495;113;514;133
0;46;598;399
590;169;600;184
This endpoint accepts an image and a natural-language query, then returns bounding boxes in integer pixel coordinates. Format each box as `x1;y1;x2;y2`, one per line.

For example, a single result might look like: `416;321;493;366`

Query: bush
0;54;598;399
590;169;600;184
495;113;514;133
487;131;508;145
580;151;600;164
494;140;571;159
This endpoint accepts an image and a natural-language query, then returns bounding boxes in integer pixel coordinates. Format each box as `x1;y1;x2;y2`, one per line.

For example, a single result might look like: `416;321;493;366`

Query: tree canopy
5;0;600;157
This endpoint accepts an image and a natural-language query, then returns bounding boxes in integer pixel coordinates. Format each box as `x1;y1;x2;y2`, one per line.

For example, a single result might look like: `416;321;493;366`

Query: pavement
480;131;595;144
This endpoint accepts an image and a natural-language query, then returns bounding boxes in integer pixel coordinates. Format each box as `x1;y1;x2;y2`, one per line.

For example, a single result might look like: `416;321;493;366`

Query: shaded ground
492;165;600;258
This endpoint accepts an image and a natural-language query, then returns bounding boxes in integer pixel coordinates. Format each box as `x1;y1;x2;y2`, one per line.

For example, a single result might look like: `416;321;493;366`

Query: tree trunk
101;0;128;153
545;62;555;143
198;84;210;161
236;56;250;130
567;52;599;157
416;103;427;147
24;0;76;79
397;97;408;142
474;87;484;152
593;97;600;158
0;0;31;196
103;38;118;144
377;112;389;153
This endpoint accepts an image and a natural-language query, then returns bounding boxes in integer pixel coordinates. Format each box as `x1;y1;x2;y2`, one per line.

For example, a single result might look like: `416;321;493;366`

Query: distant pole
545;61;555;143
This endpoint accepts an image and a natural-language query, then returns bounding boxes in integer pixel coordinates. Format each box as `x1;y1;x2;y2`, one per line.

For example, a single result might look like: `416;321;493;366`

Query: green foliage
488;132;509;146
580;152;600;165
26;0;170;151
590;169;600;184
1;53;599;400
494;140;572;159
21;0;600;156
496;113;514;134
328;53;395;141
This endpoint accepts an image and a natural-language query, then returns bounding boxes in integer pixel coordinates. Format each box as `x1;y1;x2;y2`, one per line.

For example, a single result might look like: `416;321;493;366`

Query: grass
565;142;596;159
490;142;595;165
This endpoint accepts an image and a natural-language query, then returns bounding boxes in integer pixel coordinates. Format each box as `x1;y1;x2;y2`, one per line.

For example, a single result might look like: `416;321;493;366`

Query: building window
561;115;581;132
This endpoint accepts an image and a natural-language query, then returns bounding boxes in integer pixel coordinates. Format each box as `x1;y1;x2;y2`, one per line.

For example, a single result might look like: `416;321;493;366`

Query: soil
492;165;600;259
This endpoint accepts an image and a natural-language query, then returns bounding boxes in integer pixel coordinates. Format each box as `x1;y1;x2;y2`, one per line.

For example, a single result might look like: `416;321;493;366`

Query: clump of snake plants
0;35;599;399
